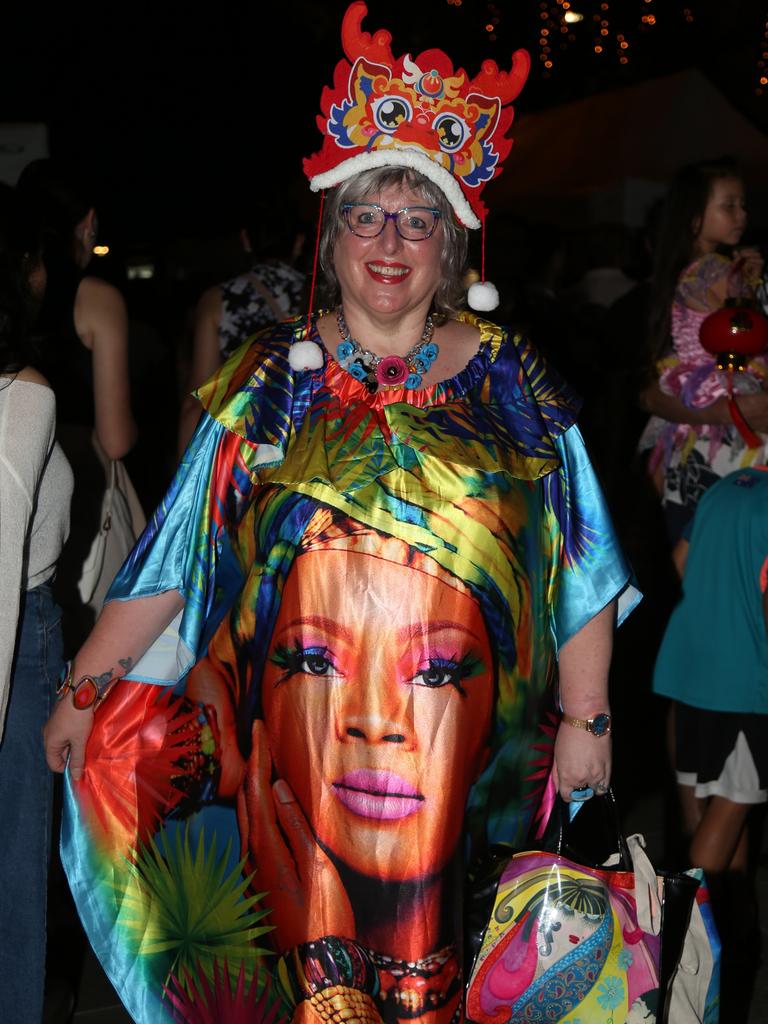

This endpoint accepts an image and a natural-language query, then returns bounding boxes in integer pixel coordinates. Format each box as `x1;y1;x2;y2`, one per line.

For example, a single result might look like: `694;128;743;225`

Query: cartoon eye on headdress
434;113;469;153
304;2;530;231
303;1;531;313
372;95;413;133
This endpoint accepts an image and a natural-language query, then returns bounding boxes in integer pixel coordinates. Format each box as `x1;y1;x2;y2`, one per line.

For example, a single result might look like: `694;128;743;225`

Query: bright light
564;10;583;23
92;245;110;257
127;263;155;280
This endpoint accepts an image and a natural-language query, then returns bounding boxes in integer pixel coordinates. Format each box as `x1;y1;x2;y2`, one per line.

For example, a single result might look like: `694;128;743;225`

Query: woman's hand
42;591;186;782
43;699;95;781
237;721;354;951
552;723;612;802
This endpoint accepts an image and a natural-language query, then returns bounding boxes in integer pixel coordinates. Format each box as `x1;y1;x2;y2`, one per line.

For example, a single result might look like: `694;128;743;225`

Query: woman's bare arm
639;380;730;426
75;276;137;459
177;286;222;456
641;380;768;433
553;601;615;800
43;590;185;779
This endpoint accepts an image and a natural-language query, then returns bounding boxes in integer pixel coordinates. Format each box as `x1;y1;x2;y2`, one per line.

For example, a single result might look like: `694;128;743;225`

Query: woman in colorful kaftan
44;6;636;1022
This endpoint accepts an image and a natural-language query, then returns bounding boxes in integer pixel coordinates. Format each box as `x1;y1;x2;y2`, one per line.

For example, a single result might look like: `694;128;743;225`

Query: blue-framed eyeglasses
342;203;442;241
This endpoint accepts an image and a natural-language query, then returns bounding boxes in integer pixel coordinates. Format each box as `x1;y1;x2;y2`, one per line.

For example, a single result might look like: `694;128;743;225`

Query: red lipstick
365;261;411;285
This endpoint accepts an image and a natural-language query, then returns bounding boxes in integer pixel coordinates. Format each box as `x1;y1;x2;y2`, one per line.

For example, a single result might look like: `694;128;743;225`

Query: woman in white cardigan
0;184;73;1024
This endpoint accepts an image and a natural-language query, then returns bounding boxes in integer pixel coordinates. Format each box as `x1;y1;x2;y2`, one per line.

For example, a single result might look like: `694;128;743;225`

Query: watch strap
561;712;589;731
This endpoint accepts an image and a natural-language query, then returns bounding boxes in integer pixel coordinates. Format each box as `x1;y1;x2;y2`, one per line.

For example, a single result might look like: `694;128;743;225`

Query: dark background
3;0;767;246
9;9;768;1012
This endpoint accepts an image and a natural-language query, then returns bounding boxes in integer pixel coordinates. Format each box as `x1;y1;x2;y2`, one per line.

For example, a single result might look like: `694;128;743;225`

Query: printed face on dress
332;182;444;322
695;177;747;252
261;547;494;882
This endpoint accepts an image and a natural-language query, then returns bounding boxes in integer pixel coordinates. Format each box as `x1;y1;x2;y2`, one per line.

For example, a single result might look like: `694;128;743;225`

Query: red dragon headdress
303;2;530;231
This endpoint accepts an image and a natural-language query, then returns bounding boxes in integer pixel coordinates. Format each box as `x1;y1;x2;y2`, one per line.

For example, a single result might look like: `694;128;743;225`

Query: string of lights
756;13;768;96
594;1;609;57
443;1;766;109
449;1;709;78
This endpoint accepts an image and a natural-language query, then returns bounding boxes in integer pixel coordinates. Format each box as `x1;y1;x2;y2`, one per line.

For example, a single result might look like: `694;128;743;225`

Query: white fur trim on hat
309;150;482;230
288;340;324;371
467;280;499;312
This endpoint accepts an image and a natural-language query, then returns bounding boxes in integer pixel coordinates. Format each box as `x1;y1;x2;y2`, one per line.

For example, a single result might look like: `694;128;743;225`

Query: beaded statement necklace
336;307;439;392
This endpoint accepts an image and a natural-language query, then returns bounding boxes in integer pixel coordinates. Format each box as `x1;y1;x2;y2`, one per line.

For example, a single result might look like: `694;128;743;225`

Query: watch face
589;713;611;737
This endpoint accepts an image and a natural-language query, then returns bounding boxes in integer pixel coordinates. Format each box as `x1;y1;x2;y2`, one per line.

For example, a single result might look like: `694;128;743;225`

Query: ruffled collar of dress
196;311;581;481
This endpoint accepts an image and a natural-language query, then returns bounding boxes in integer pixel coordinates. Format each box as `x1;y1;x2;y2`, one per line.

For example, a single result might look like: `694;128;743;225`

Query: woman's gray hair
318;167;470;317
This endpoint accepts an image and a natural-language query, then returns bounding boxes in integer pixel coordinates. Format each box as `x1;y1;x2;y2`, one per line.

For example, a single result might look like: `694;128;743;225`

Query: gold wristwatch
560;712;612;737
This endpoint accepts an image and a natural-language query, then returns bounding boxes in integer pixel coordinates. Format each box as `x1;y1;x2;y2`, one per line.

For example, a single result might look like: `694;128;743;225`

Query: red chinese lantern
699;299;768;448
699;298;768;371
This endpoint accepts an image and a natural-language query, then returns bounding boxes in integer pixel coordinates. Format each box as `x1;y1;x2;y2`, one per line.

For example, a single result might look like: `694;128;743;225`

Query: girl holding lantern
641;157;768;542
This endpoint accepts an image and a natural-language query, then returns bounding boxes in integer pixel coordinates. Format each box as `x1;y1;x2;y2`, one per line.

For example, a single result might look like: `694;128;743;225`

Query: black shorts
674;701;768;804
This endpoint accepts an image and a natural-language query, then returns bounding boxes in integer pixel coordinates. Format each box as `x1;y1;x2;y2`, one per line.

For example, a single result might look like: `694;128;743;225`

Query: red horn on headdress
341;2;396;66
471;50;531;105
305;0;531;238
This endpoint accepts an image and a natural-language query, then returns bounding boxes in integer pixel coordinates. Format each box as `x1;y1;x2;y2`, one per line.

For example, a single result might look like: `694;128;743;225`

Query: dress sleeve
105;411;259;685
107;327;305;686
676;252;751;312
0;385;55;737
546;424;640;650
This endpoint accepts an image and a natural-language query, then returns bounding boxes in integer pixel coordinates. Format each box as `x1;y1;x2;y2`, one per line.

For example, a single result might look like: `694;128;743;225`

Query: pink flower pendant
376;355;409;386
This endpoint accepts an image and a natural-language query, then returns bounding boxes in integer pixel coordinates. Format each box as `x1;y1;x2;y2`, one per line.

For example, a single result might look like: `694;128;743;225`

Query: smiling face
261;547;494;882
332;182;445;321
695;176;747;253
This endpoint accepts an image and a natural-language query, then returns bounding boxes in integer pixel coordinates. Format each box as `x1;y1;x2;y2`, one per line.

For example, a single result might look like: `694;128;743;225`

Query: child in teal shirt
653;464;768;1017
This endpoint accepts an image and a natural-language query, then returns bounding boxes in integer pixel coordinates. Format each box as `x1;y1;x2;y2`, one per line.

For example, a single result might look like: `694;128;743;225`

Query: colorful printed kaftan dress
62;313;634;1024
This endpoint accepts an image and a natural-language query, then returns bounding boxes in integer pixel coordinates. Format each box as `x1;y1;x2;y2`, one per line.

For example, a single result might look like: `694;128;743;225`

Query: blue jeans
0;584;62;1024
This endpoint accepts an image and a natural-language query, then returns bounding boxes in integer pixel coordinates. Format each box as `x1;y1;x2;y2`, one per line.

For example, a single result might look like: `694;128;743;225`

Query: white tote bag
77;434;146;614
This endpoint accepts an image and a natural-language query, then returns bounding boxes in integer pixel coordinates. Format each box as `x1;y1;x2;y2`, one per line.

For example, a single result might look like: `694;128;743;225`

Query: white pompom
467;280;499;312
288;341;324;371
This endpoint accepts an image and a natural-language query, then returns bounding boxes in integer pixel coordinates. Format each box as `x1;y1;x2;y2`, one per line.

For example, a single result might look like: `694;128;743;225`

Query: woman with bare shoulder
0;183;73;1024
18;159;137;647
